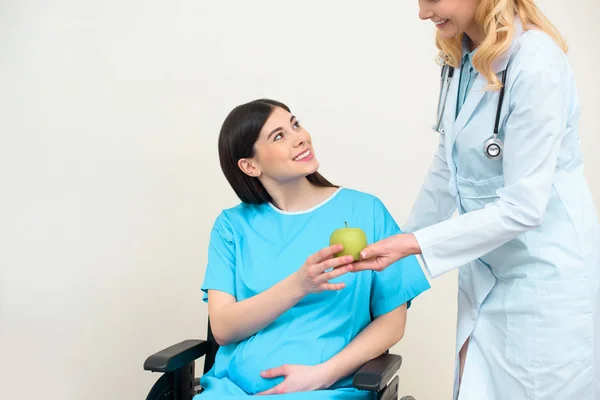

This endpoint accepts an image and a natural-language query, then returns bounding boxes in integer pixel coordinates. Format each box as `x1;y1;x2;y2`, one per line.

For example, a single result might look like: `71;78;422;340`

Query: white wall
1;1;598;399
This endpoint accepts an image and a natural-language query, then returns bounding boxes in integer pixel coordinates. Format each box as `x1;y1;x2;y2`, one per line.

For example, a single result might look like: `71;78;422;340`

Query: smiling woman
194;98;431;398
218;99;337;206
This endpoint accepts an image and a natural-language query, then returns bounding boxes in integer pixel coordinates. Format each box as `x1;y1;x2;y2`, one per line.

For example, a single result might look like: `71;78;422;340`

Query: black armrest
144;339;210;373
352;353;403;391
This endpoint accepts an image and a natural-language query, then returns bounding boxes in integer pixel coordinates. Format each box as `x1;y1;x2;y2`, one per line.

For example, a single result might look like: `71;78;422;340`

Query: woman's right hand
293;244;354;295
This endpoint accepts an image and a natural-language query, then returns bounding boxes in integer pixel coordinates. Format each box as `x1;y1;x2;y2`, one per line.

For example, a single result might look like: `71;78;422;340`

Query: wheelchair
144;319;417;400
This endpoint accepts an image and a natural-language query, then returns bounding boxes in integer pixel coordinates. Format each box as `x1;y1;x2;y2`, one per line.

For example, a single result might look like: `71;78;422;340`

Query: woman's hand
256;363;335;395
351;233;421;272
293;244;354;295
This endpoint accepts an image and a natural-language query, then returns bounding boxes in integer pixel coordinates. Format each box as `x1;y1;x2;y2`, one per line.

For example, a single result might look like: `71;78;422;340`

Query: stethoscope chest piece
484;134;503;160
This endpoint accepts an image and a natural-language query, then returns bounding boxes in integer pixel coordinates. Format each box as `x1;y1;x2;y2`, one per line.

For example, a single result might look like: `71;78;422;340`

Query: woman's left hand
256;363;335;395
351;233;421;272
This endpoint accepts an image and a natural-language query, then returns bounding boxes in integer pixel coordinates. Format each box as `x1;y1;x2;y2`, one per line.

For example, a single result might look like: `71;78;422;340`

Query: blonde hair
436;0;567;91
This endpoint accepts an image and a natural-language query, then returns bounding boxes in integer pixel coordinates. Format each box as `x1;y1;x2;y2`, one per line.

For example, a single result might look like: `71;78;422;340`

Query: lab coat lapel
451;73;487;142
444;64;460;177
450;16;524;147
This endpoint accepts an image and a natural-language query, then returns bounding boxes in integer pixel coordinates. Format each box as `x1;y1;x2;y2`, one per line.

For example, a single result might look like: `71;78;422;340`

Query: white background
1;1;598;399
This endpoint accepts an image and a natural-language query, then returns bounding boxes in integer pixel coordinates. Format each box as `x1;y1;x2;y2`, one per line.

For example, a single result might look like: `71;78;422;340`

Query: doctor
352;0;600;399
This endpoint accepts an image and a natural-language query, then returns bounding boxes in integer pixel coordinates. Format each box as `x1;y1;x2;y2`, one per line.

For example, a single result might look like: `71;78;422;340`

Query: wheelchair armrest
144;339;210;373
352;353;403;392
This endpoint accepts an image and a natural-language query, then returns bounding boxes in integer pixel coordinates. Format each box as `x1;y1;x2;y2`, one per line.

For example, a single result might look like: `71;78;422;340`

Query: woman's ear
238;158;261;177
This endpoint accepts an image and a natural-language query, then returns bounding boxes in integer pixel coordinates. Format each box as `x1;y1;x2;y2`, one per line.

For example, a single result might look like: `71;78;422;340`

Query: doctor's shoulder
511;27;571;79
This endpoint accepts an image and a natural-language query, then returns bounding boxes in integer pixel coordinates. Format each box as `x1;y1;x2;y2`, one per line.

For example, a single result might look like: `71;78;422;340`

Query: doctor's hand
256;363;335;395
351;233;421;272
292;244;354;295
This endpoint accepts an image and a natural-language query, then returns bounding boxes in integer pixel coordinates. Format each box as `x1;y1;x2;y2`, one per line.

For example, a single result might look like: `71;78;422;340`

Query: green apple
329;222;368;261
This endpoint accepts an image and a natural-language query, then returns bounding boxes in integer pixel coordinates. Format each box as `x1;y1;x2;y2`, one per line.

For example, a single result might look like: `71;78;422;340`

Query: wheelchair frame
144;319;416;400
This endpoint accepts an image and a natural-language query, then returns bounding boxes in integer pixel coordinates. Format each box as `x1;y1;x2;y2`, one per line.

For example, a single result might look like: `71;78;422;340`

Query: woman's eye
293;121;300;129
274;133;283;141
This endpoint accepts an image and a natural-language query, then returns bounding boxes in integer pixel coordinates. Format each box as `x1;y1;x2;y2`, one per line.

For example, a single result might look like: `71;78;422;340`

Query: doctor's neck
465;23;486;51
262;177;337;212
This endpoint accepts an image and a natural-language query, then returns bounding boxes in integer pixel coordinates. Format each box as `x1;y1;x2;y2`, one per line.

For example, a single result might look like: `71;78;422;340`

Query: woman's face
238;106;319;183
418;0;479;39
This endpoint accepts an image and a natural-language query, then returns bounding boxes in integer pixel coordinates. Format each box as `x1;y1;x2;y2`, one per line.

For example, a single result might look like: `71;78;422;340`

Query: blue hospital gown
198;188;430;399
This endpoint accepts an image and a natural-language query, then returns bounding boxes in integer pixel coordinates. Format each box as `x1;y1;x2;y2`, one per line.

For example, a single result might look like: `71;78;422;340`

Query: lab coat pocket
456;175;504;212
505;278;594;366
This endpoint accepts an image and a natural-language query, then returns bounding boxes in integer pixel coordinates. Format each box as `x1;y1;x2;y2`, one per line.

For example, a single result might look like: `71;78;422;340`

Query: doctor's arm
411;56;567;277
355;54;568;278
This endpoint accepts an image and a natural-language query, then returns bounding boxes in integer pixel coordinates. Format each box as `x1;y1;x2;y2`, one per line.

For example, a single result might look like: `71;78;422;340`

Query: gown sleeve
201;212;237;302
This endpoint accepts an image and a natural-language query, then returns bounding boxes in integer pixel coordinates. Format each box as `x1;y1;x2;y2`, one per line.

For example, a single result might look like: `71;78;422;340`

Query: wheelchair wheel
146;374;173;400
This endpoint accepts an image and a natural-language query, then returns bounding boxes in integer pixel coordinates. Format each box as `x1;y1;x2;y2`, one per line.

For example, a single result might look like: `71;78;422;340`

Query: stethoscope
432;63;507;160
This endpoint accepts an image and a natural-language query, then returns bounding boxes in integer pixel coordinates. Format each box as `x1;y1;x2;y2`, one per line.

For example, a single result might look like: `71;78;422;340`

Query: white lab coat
405;17;600;400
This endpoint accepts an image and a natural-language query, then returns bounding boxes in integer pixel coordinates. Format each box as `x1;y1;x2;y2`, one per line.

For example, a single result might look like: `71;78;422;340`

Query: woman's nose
293;137;306;147
418;3;433;20
293;131;309;147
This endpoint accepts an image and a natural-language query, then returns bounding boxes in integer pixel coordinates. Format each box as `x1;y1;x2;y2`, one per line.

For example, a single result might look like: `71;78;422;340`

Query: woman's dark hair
218;98;337;204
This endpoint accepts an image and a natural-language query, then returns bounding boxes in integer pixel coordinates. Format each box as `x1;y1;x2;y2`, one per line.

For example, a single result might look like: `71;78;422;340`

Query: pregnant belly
228;332;347;394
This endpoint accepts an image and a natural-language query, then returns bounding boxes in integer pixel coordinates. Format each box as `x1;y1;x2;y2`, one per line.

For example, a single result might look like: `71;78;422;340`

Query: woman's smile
293;149;313;162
